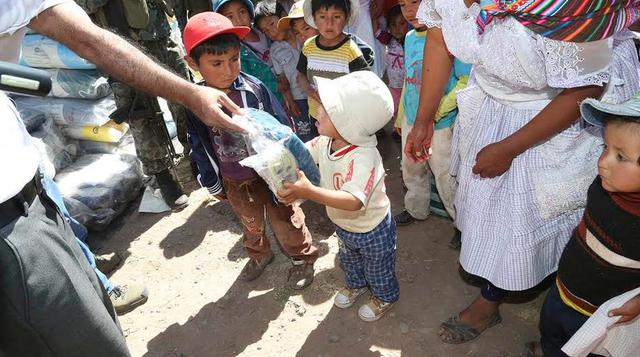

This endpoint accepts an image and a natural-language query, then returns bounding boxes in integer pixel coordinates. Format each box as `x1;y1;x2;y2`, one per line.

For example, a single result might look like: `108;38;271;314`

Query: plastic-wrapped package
238;109;320;196
30;118;78;178
54;153;143;231
19;107;48;133
46;69;111;99
62;120;129;143
14;95;116;127
20;34;96;69
78;131;136;155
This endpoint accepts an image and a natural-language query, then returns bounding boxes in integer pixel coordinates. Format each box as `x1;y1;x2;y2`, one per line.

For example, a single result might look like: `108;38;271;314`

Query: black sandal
438;313;502;344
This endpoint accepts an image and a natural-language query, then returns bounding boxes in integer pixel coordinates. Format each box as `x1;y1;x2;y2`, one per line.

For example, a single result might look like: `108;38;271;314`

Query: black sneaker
156;169;188;210
394;210;417;226
240;252;275;282
448;228;462;250
95;252;123;275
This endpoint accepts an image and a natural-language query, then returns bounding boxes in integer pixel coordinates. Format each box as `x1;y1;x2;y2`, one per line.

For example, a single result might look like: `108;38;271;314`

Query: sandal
438;313;502;344
524;341;544;357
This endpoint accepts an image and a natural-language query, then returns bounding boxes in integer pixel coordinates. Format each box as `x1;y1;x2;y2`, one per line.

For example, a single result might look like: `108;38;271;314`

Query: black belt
0;172;43;228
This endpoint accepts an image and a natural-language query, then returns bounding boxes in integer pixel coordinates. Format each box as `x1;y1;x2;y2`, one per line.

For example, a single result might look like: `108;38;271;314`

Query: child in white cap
278;71;399;322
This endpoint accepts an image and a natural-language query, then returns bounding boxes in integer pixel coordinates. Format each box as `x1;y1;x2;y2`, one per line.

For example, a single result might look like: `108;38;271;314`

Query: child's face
398;0;423;29
313;5;347;41
257;15;285;41
389;14;409;40
186;48;241;91
220;1;252;28
598;121;640;193
291;18;318;43
315;102;341;138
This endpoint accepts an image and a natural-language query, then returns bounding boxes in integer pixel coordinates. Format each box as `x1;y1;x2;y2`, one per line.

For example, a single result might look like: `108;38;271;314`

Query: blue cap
211;0;255;19
581;93;640;127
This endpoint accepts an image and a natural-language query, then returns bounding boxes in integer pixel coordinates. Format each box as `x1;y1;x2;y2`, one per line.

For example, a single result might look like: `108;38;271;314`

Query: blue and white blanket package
238;109;320;197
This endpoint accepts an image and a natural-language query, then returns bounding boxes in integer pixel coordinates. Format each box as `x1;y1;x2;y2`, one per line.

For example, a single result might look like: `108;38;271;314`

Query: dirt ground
91;128;550;357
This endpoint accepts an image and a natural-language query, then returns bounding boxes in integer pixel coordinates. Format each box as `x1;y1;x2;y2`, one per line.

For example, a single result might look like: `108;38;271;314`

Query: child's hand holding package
277;170;313;204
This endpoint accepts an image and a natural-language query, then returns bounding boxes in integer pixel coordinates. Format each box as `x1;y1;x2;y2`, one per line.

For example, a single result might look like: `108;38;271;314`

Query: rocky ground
92;128;549;356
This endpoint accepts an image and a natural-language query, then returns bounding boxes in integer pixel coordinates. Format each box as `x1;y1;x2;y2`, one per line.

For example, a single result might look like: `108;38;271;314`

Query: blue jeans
41;175;114;293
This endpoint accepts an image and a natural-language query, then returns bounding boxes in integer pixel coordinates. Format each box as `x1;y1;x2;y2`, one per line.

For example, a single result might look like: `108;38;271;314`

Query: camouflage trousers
110;36;191;176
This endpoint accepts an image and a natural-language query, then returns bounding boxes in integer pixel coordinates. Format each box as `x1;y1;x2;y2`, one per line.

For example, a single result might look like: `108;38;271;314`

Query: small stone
389;312;396;318
328;335;340;343
400;322;409;334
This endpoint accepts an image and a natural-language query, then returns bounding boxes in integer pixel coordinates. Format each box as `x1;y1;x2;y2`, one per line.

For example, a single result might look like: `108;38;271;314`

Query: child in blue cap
528;94;640;357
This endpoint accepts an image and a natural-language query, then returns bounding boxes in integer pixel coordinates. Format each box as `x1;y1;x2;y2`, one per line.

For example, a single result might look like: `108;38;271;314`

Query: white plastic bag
20;34;96;69
46;69;111;99
240;140;300;195
31;118;78;177
14;95;116;127
55;153;143;231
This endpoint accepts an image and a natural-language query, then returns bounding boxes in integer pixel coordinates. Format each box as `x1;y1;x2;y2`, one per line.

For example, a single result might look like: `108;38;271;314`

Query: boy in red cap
182;12;318;288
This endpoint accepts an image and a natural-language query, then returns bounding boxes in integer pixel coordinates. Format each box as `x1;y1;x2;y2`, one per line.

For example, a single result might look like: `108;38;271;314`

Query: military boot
156;169;189;210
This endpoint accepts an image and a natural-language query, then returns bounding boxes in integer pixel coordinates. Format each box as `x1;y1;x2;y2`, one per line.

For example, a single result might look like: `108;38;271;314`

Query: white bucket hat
315;71;393;147
581;93;640;127
303;0;360;29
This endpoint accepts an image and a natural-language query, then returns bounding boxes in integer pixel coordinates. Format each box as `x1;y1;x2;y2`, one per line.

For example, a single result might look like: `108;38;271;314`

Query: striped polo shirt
296;34;368;118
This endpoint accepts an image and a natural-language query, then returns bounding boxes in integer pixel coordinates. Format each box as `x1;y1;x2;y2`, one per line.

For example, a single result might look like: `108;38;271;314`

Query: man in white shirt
0;1;243;355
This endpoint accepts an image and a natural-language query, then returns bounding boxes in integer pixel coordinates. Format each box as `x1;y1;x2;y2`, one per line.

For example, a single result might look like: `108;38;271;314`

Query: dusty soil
92;129;549;357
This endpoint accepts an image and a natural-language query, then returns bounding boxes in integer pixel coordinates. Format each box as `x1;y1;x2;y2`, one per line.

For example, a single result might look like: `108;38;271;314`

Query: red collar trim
333;144;358;158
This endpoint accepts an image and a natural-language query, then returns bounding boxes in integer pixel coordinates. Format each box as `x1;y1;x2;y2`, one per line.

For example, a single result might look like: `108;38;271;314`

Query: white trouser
401;119;431;220
429;125;457;220
401;119;458;220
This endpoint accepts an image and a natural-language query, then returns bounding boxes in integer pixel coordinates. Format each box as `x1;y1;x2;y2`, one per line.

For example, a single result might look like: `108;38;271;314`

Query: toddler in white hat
278;71;399;322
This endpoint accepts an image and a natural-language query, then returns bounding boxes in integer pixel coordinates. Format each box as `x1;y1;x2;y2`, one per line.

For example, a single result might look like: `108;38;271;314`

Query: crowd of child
179;0;640;353
11;0;640;356
169;0;640;356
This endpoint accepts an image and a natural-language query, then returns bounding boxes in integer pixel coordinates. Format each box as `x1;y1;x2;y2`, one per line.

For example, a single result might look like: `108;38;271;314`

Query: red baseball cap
183;12;250;55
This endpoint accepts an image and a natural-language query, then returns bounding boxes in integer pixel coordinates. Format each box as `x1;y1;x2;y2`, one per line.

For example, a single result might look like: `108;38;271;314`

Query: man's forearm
29;2;195;108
